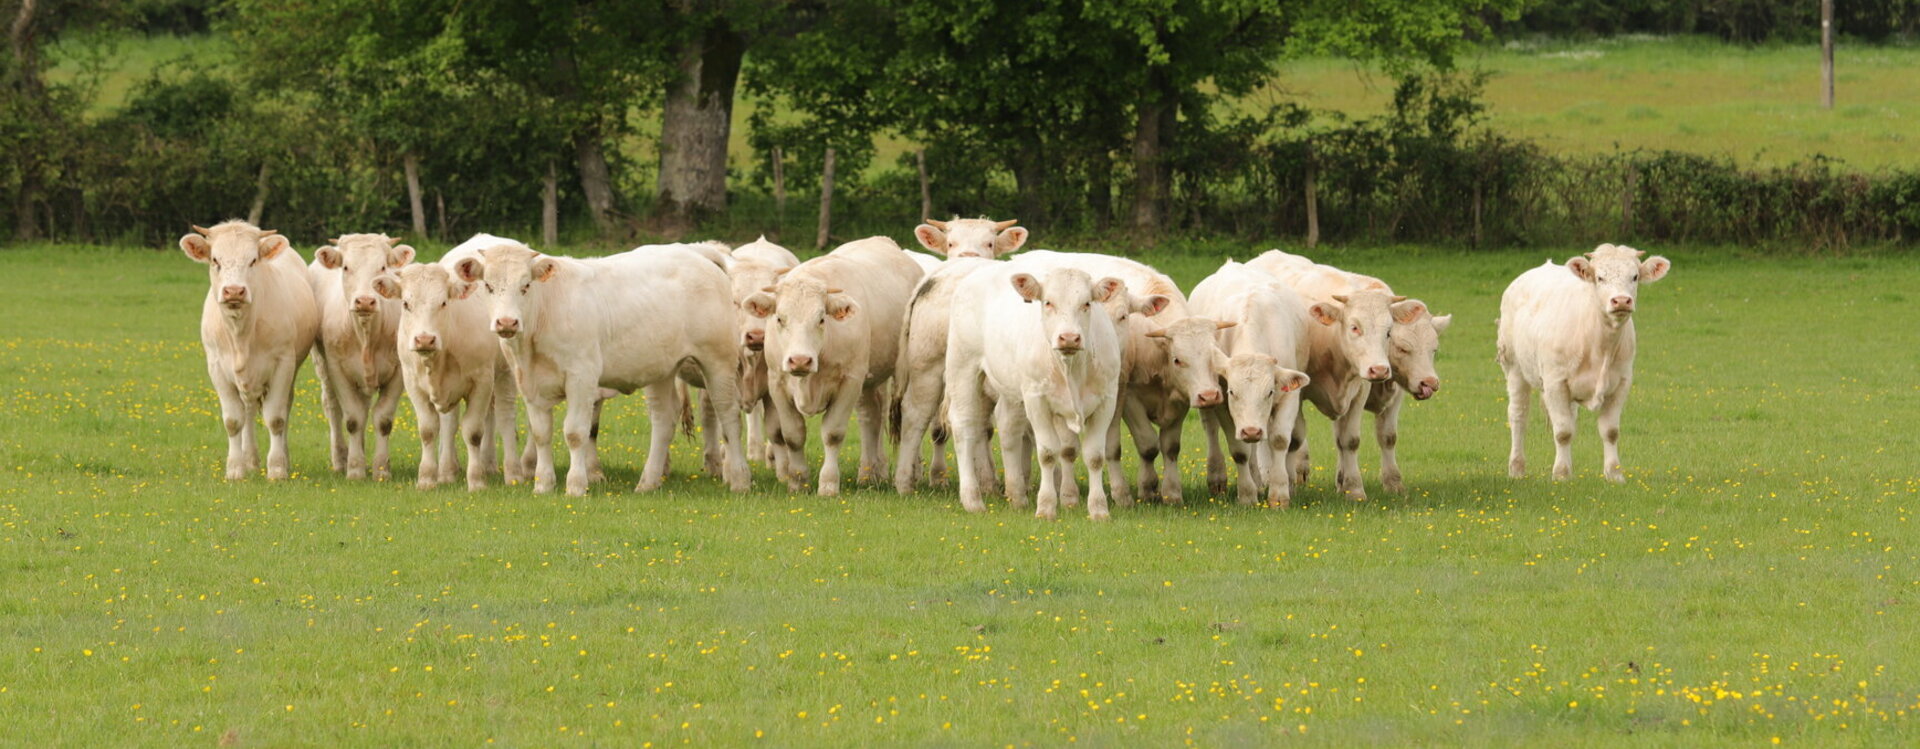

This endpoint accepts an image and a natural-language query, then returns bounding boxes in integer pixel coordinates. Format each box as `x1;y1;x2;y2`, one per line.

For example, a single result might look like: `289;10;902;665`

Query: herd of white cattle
179;217;1670;518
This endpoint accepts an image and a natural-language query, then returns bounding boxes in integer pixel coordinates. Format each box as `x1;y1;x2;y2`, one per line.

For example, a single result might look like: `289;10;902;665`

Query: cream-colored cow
310;233;414;480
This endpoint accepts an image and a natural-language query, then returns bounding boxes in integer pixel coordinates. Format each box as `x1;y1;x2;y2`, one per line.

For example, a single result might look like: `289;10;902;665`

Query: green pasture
2;241;1917;745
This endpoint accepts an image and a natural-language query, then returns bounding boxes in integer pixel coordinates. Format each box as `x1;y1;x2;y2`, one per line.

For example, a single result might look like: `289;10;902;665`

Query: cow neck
1581;288;1634;405
218;303;257;375
1049;347;1091;434
351;309;383;393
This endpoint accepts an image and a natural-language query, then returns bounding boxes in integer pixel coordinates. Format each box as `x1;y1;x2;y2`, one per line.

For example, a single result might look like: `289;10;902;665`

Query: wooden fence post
542;160;559;248
247;163;271;226
772;146;786;238
917;148;932;221
816;147;836;250
1303;149;1320;249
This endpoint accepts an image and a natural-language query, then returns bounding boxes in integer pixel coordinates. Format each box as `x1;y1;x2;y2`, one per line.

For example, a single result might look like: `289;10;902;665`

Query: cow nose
1238;426;1264;443
743;330;765;350
220;285;247;302
785;354;814;374
1195;389;1223;407
1055;332;1082;350
1610;295;1634;311
494;317;520;338
1364;364;1391;381
412;333;438;351
1416;377;1439;400
353;295;379;313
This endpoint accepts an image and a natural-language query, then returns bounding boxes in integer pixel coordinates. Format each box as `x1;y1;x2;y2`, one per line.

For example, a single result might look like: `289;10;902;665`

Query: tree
4;0;115;240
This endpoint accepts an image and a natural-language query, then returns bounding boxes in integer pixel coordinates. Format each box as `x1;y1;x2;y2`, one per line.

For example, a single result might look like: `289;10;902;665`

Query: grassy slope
1;243;1917;745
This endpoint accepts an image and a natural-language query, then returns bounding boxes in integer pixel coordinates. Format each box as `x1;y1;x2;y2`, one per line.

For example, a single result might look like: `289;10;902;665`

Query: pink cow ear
258;233;290;260
530;257;559;282
180;233;212;263
913;224;948;256
371;275;402;300
1431;314;1453;334
452;281;477;300
388;244;416;268
743;292;776;318
1091;277;1125;303
1010;273;1043;302
315;246;343;270
1391;299;1428;325
826;294;858;321
994;226;1029;257
1307;302;1341;326
453;257;485;283
1566;256;1596;282
1136;294;1172;318
1641;255;1671;282
1277;368;1310;393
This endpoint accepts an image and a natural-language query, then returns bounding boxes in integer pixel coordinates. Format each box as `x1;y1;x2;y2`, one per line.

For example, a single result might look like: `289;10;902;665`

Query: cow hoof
636;476;665;492
1237;490;1258;506
416;478;438;490
347;466;367;480
1508;459;1526;478
1604;469;1625;484
533;479;555;494
817;483;840;497
373;466;391;481
466;479;486;492
1035;509;1058;521
1208;479;1228;496
1383;477;1406;494
1552;466;1571;481
1088;510;1111;521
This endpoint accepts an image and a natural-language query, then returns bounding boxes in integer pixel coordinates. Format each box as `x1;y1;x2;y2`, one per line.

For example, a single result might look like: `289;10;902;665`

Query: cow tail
676;379;697;440
889;277;933;446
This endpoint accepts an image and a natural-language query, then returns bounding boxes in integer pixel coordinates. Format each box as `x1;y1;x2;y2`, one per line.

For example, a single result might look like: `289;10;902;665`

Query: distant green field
3;242;1918;745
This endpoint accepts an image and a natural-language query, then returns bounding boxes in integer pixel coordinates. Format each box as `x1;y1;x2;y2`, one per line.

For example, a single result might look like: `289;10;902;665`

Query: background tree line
4;0;1918;251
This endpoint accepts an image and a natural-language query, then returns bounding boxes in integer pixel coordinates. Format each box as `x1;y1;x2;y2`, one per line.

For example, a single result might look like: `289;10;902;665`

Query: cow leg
524;396;559;494
1505;370;1533;478
1120;395;1159;501
337;380;372;480
1104;414;1133;507
815;378;863;496
1288;410;1312;486
370;377;404;481
409;390;441;489
1081;399;1118;521
1226;421;1258;506
315;349;346;473
1332;392;1368;500
1055;431;1080;509
928;399;951;485
893;364;946;493
698;385;726;478
1597;380;1631;483
768;381;808;492
696;355;750;492
586;393;608;483
1373;390;1406;494
1156;404;1188;504
437;410;459;484
260;359;298;480
856;384;888;486
1541;381;1579;481
492;364;524;484
997;398;1033;508
1202;406;1228;497
1024;396;1062;520
947;370;992;513
632;380;677;493
976;400;1004;496
1266;397;1305;508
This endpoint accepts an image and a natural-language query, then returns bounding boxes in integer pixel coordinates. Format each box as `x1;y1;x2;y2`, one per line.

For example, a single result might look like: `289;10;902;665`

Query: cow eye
775;315;786;325
439;300;447;309
1173;357;1185;367
403;301;412;311
1632;273;1640;281
520;283;530;293
1267;389;1275;398
249;257;259;266
1082;302;1091;310
483;283;494;292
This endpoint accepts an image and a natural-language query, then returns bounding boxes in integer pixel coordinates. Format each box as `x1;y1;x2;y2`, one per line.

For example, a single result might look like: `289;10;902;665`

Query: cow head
915;217;1028;259
1222;353;1310;443
1384;299;1450;401
729;260;788;352
316;233;414;324
1010;268;1121;356
748;277;854;377
453;240;555;340
383;264;474;356
1566;243;1671;321
1307;290;1396;383
180;221;290;310
1142;317;1235;408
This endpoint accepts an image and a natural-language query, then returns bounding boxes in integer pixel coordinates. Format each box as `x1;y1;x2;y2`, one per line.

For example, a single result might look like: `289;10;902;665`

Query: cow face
752;277;854;377
915;217;1029;259
180;222;289;310
1144;317;1234;407
455;243;556;340
386;264;473;355
1223;353;1310;443
316;233;414;323
1011;269;1121;356
1307;290;1396;382
1385;300;1450;401
1566;243;1671;320
728;261;786;352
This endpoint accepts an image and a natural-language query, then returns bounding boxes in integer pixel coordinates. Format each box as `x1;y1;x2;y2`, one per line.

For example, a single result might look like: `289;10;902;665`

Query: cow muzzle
1413;377;1439;401
1194;389;1224;408
411;333;439;353
1364;364;1392;382
220;285;249;307
494;317;521;339
1238;425;1265;443
1609;296;1635;315
743;330;765;351
352;295;380;314
784;354;815;376
1054;332;1083;353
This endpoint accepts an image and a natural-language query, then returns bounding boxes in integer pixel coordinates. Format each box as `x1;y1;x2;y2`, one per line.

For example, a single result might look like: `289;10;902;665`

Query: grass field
2;241;1917;745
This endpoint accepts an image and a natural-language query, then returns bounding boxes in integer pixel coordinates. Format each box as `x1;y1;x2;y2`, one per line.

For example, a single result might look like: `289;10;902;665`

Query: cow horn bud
259;229;280;238
190;224;212;235
1215;320;1237;330
1391;295;1408;303
1143;329;1168;339
925;219;949;230
825;288;844;294
326;237;341;245
760;286;777;293
388;235;404;246
1330;294;1349;304
993;219;1019;231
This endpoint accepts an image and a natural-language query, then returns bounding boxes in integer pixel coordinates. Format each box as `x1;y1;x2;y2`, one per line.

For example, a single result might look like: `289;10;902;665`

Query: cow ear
1566;256;1595;282
180;233;211;263
453;257;485;283
258;233;290;260
1010;273;1043;302
315;246;343;270
1431;314;1453;334
452;280;477;300
388;244;416;268
1641;255;1671;283
1308;302;1341;326
1091;276;1125;303
826;294;859;321
1391;299;1428;325
1276;368;1311;393
994;226;1029;256
1211;347;1232;374
1136;294;1172;318
743;292;776;318
913;224;947;255
371;275;402;300
531;257;560;282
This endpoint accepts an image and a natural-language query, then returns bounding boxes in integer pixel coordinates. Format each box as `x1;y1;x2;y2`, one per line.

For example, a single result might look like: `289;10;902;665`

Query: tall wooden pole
1821;0;1835;109
816;147;836;250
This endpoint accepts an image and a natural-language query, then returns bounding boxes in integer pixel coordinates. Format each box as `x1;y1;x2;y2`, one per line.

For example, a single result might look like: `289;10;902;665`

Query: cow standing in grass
310;233;414;480
179;220;320;480
1499;244;1672;482
723;236;802;469
1189;260;1315;507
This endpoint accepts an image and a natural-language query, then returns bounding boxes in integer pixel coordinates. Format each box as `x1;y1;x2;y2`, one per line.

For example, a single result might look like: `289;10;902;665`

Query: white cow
725;236;802;468
912;217;1029;259
946;261;1127;519
378;236;522;490
1246;250;1417;500
1498;243;1671;482
454;239;749;496
1189;261;1315;507
890;257;997;494
744;236;923;495
179;221;320;480
309;233;414;480
1343;269;1451;494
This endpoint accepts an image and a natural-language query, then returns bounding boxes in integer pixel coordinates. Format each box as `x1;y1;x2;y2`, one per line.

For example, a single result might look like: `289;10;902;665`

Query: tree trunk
575;128;619;236
772;146;786;236
816;147;836;250
656;21;746;230
247;162;271;225
1821;0;1835;109
1303;154;1319;249
542;159;559;248
1130;72;1176;235
1088;152;1113;231
916;148;931;221
403;152;428;238
1012;143;1049;227
435;189;448;240
9;0;44;241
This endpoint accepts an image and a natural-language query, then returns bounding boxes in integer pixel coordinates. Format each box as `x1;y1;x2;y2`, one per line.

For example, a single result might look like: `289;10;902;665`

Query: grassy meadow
2;240;1918;745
